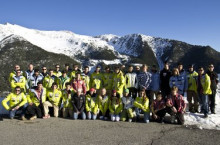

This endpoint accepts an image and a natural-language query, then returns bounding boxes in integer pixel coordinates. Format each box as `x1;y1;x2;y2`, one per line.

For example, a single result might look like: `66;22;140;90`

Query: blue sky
0;0;220;51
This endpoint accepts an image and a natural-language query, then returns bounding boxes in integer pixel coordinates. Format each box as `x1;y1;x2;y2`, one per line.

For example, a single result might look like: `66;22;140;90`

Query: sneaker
43;115;50;119
204;114;208;118
104;117;108;120
30;115;37;121
21;116;27;121
99;116;104;120
170;115;176;124
128;119;132;122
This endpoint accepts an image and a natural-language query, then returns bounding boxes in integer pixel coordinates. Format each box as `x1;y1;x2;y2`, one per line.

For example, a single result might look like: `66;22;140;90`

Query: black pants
26;104;44;118
209;89;216;113
167;107;185;125
128;88;138;99
99;109;110;118
161;88;170;101
152;108;166;121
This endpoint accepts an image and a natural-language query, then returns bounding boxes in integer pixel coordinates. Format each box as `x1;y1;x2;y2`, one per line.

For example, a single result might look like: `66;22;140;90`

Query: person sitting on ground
72;89;86;120
134;89;150;123
166;86;186;125
151;91;166;123
109;90;123;122
97;88;110;120
85;88;99;120
43;83;62;118
121;89;135;122
26;81;46;120
2;86;27;120
61;82;74;118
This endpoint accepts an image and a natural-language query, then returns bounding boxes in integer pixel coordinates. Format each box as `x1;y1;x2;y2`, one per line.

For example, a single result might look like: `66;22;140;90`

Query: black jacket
160;68;172;91
71;94;85;113
206;70;219;90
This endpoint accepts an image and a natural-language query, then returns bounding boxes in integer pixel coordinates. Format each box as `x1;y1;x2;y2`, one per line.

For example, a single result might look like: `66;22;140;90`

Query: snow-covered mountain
0;23;173;69
0;23;220;72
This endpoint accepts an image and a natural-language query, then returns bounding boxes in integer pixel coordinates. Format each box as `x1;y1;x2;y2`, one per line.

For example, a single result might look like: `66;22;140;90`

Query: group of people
0;62;218;125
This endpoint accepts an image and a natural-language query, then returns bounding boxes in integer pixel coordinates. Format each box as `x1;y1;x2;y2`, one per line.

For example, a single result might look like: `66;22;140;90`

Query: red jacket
166;94;186;113
72;79;87;95
153;99;165;110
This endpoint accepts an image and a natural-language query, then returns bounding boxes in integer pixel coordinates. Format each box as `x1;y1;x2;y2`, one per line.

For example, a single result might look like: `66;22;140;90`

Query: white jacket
125;72;138;89
122;96;134;109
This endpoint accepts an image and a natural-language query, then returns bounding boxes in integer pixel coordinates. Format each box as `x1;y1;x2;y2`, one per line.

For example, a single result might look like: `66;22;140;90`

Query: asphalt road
0;117;219;145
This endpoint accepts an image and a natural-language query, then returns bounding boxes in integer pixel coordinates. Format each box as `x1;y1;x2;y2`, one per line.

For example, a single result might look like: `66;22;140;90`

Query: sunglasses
42;69;47;70
15;90;20;92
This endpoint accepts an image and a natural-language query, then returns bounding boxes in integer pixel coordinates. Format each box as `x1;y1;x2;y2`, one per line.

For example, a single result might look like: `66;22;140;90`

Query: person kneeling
26;81;46;120
166;86;186;125
2;86;27;120
151;91;166;123
43;83;62;118
134;89;150;123
72;89;86;120
109;90;123;122
121;89;135;122
85;88;99;120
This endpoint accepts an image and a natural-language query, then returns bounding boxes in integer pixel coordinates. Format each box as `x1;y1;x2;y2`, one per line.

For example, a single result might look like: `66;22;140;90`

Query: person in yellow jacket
43;69;56;89
57;70;71;90
62;83;74;118
9;64;23;82
102;66;113;96
186;65;199;113
10;70;26;93
53;64;62;78
2;86;27;120
197;67;212;118
70;64;80;80
109;90;123;122
85;88;99;120
43;82;62;118
112;66;125;97
134;89;150;123
26;81;46;120
90;65;103;91
98;88;110;120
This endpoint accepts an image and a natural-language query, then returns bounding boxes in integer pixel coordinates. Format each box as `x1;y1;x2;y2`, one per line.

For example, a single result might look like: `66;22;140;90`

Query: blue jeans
73;112;86;120
87;112;97;120
135;108;150;123
9;103;28;119
199;94;209;114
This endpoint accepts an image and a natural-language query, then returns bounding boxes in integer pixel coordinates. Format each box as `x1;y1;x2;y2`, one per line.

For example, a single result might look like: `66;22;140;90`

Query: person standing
81;66;90;92
71;72;87;95
112;66;125;97
9;64;23;82
26;69;43;90
40;66;48;78
43;69;56;89
124;65;138;98
10;70;26;93
169;68;186;96
53;64;62;78
186;65;199;113
57;70;71;90
24;63;35;80
206;64;219;114
102;66;113;96
149;65;160;104
197;67;212;118
90;65;103;92
137;64;152;100
160;61;172;99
